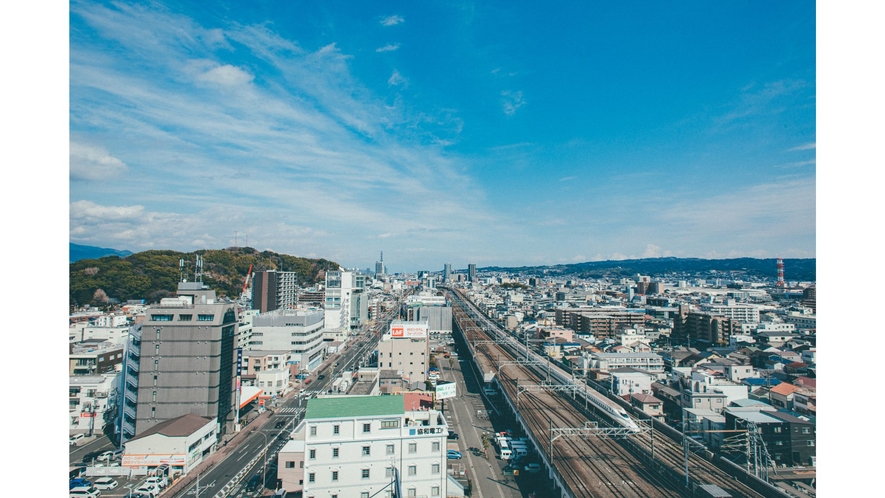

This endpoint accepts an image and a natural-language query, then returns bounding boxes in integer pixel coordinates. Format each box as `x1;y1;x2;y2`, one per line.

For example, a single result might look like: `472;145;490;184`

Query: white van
70;485;101;498
498;440;512;460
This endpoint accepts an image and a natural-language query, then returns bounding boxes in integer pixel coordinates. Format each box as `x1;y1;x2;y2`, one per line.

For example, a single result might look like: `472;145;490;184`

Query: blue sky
69;1;816;273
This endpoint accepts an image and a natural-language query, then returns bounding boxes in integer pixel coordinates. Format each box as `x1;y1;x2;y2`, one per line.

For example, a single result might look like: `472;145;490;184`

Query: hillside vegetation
70;247;338;308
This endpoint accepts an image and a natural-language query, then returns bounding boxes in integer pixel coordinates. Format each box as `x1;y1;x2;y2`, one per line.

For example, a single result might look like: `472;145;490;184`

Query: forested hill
69;247;338;308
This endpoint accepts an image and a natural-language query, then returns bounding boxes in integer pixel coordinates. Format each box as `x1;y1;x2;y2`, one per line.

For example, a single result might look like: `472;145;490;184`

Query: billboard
390;322;428;339
436;381;457;400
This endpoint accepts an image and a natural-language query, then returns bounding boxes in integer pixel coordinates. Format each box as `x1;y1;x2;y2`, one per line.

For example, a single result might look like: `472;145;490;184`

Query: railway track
450;289;769;498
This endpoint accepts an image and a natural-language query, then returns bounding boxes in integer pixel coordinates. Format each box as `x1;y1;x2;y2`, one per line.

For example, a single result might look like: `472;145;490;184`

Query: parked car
70;485;101;498
447;450;462;460
70;434;85;445
134;484;161;497
97;451;115;462
70;478;92;490
144;475;168;488
523;463;541;474
447;431;460;440
93;477;118;490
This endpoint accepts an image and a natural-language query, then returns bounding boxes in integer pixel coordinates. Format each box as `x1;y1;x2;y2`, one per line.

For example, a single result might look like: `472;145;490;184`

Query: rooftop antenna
195;254;204;283
179;258;188;283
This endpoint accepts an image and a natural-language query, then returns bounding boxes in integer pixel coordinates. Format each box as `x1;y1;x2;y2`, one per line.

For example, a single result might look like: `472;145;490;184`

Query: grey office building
120;281;239;442
468;263;476;282
252;270;298;313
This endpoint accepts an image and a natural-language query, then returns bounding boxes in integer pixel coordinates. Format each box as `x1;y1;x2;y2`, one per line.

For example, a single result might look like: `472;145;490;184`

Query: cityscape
58;1;830;498
67;251;817;498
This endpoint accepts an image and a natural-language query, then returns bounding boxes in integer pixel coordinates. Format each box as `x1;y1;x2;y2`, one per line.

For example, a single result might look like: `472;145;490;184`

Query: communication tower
775;258;785;288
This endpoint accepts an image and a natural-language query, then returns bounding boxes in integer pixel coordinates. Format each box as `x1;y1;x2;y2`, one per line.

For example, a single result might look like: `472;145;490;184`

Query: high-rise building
120;280;239;443
277;396;448;497
252;270;298;313
324;269;355;335
375;251;385;276
443;263;452;282
467;263;476;282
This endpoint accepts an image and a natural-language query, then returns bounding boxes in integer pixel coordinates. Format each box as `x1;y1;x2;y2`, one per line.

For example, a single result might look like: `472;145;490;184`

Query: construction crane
241;264;254;297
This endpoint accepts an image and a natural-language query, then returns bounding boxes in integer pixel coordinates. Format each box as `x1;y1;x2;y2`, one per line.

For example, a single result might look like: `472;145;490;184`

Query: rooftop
305;395;405;420
128;413;213;441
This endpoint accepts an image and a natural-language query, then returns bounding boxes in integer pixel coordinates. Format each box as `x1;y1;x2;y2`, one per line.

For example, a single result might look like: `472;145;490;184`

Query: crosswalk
276;407;305;415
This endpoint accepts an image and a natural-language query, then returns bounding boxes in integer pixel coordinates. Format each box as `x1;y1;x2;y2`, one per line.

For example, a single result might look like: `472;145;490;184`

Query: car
93;477;118;490
134;484;160;497
144;475;168;488
97;450;115;462
317;374;326;380
70;434;85;445
446;450;462;460
275;420;286;429
523;463;541;474
447;431;459;440
70;485;101;498
70;478;92;490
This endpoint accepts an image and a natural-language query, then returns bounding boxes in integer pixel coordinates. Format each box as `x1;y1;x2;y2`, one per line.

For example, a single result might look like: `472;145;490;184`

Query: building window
408;443;417;454
152;391;157;402
432;442;440;452
285;461;295;468
362;446;371;456
802;427;811;434
332;471;338;481
308;473;315;483
807;440;815;446
381;420;399;429
773;427;782;433
363;423;371;433
333;425;340;435
154;359;159;371
386;467;394;478
408;465;416;476
309;449;316;459
155;345;160;355
153;375;157;387
362;469;370;479
408;488;416;498
152;314;173;321
362;493;370;498
432;486;440;496
386;444;395;455
179;314;192;321
310;426;317;436
197;314;215;321
432;463;440;474
333;448;339;458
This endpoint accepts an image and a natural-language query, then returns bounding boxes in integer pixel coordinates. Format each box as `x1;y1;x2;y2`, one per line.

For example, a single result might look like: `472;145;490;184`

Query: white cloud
501;90;525;116
70;142;128;181
388;69;407;87
70;200;144;221
376;43;400;53
788;142;816;151
196;64;254;86
380;15;404;26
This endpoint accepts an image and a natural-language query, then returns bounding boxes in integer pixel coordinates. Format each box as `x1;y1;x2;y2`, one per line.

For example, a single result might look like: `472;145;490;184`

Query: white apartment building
378;321;430;384
279;396;448;498
251;309;326;372
700;302;760;324
70;372;120;433
122;413;216;477
785;311;817;332
586;352;666;377
324;269;355;335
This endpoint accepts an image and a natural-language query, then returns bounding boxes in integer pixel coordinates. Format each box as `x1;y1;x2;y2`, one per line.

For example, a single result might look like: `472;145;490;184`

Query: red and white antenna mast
776;258;785;288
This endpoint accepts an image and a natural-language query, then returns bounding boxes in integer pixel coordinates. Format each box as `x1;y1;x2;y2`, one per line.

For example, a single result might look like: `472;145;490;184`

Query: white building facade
285;396;448;498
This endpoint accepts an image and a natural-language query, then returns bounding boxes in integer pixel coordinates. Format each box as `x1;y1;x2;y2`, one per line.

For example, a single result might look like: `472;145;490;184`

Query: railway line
447;287;776;498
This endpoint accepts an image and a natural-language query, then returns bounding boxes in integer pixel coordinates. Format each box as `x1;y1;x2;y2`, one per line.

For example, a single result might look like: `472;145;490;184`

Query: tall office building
467;263;476;282
443;263;452;282
252;270;298;313
324;268;354;333
378;320;430;384
375;251;386;276
120;280;239;443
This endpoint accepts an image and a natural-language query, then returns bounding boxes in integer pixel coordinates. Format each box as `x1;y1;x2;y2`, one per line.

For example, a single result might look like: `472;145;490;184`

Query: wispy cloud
788;142;816;151
376;43;400;53
501;90;525;116
70;143;128;181
558;176;577;182
380;15;404;26
776;159;816;169
388;69;407;87
716;79;806;126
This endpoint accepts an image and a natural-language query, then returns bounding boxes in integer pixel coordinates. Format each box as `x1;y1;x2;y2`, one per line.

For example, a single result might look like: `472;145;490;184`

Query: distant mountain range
482;257;816;282
70;243;133;262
